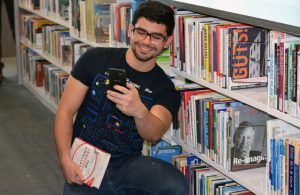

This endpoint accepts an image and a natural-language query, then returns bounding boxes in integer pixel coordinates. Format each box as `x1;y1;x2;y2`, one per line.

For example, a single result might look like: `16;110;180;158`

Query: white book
70;137;111;189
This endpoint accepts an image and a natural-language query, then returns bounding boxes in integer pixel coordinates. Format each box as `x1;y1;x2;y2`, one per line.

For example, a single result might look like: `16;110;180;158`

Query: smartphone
108;68;127;92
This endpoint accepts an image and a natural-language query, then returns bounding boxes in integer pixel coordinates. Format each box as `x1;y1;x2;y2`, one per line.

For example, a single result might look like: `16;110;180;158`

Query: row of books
19;0;171;64
173;85;271;172
171;9;268;90
268;31;300;119
143;139;255;194
173;154;255;195
20;44;69;103
19;0;69;21
266;119;300;195
20;13;93;68
19;13;55;48
70;0;133;46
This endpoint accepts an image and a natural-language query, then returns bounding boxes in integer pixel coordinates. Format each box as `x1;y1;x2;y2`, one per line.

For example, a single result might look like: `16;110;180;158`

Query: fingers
113;84;129;94
107;90;124;105
67;175;84;185
65;162;84;185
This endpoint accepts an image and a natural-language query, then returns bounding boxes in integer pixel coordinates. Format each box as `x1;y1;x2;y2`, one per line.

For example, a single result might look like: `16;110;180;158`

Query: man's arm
135;104;172;142
106;83;173;143
54;75;88;184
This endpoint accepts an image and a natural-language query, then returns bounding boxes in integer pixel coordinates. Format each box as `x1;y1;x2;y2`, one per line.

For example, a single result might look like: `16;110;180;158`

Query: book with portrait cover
94;3;111;43
58;0;69;21
227;105;271;171
70;137;111;189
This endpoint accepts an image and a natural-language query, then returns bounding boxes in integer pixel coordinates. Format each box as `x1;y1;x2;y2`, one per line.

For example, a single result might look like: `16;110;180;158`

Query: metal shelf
161;0;300;36
171;136;266;195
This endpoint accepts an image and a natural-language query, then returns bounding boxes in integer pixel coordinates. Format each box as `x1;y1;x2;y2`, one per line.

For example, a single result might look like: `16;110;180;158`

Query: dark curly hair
131;1;175;36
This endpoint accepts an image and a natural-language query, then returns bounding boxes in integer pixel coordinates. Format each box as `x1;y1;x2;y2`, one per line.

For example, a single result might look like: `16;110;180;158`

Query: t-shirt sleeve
154;87;180;121
70;49;96;86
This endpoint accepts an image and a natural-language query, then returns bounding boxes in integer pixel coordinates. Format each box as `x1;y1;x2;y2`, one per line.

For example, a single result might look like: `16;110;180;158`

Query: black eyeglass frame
132;27;168;44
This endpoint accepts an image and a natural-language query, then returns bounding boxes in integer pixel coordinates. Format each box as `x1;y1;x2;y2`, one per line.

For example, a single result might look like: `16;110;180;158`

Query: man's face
128;17;170;62
235;126;255;159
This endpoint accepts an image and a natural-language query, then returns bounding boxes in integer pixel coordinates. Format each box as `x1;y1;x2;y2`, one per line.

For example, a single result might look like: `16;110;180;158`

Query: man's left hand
107;83;148;119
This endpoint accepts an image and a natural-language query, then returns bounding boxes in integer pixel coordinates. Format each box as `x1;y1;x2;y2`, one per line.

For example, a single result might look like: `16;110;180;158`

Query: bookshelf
160;0;300;195
14;0;300;194
15;0;130;112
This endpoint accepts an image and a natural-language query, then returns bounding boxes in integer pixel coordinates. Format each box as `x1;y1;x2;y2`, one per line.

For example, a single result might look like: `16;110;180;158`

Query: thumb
74;165;85;182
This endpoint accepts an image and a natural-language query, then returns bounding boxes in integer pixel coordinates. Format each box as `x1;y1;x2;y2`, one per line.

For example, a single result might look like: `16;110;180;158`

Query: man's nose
142;34;152;43
240;137;246;145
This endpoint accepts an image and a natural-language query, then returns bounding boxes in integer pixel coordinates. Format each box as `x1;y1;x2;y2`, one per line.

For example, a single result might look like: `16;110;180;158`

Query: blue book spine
203;100;208;152
201;174;205;195
276;139;281;192
280;139;285;193
270;138;274;189
289;144;295;195
298;152;300;195
271;139;276;190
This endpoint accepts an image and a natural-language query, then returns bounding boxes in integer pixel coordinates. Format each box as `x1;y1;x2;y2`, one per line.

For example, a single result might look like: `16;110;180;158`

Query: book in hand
70;137;111;189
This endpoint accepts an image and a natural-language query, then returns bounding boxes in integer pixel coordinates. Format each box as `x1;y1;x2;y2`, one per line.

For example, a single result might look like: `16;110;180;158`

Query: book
70;137;111;189
149;139;182;164
266;119;300;194
94;3;111;43
58;0;69;21
228;105;270;171
227;27;268;90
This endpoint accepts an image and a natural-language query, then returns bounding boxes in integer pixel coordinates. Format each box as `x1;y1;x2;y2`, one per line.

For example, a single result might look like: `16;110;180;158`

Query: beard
131;41;163;62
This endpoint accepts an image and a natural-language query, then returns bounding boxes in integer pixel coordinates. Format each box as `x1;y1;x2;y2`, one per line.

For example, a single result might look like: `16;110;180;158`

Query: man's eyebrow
135;27;166;36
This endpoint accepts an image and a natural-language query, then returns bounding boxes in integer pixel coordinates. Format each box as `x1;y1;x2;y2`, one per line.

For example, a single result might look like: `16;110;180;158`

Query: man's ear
128;24;134;39
163;35;173;49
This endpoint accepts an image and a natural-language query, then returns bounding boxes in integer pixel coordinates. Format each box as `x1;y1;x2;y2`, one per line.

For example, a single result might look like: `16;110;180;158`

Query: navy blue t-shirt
71;47;180;157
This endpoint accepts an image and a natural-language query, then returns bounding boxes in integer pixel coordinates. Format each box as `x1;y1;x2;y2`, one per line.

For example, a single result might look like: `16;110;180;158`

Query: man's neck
125;49;157;72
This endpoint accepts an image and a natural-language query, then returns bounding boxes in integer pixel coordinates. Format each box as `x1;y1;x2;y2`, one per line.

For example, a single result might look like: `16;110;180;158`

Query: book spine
285;47;289;114
269;33;275;109
297;45;300;118
204;23;210;81
290;46;298;117
278;42;285;112
289;143;295;195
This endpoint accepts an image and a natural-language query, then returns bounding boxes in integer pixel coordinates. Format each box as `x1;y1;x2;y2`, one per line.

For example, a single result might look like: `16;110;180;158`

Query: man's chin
134;51;156;62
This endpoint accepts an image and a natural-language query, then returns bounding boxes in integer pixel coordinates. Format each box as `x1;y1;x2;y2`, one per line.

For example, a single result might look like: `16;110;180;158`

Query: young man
55;1;188;194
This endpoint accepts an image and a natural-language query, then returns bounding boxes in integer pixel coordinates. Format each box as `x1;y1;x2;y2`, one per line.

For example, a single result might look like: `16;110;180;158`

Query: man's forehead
135;18;167;34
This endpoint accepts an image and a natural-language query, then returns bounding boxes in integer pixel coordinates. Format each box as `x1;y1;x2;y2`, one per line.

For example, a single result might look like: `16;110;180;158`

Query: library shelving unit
159;0;300;194
14;0;125;113
14;0;300;194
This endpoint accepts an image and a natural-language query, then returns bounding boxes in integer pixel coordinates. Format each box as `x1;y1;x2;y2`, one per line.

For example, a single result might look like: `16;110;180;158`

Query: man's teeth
141;46;151;51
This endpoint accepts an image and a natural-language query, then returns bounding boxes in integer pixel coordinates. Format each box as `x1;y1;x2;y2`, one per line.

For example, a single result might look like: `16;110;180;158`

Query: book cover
149;139;182;164
58;0;69;21
227;27;268;90
95;3;111;43
229;27;268;79
70;137;111;189
228;105;270;171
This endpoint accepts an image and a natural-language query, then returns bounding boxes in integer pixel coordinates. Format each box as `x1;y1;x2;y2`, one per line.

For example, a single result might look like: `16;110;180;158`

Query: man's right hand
61;157;85;185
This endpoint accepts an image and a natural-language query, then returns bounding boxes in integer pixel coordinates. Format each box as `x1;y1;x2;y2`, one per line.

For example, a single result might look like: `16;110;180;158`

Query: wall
1;3;16;58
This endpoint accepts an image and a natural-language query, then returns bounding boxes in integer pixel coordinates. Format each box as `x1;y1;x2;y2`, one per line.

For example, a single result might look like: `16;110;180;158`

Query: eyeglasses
132;27;168;44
